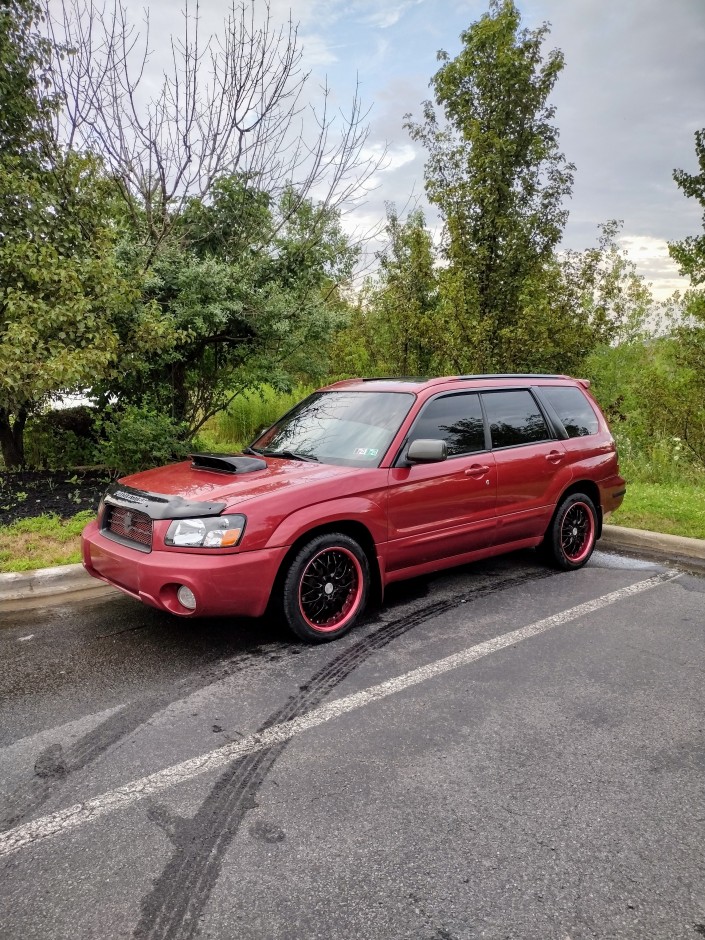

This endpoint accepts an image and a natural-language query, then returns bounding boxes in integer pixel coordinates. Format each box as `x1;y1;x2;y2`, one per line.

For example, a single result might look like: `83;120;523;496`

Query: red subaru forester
82;374;626;642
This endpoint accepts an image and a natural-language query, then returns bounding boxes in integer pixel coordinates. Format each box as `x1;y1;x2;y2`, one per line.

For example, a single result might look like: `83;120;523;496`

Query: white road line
0;571;679;860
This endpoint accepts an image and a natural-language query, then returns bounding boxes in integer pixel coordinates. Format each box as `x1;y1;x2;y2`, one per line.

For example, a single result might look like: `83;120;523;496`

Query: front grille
105;505;153;550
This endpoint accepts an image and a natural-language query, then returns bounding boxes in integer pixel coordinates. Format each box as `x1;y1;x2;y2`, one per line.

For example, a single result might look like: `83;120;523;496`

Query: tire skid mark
0;563;546;832
134;566;557;940
0;645;300;830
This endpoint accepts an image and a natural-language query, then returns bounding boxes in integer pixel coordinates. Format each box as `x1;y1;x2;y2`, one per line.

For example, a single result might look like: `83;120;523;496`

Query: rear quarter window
541;386;599;437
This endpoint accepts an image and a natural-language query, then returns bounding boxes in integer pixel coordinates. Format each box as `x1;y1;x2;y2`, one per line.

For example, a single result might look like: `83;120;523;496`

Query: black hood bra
103;481;227;520
102;454;266;520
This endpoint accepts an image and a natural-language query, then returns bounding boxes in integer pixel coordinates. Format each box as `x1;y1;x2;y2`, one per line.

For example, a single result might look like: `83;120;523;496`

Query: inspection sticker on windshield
354;447;379;458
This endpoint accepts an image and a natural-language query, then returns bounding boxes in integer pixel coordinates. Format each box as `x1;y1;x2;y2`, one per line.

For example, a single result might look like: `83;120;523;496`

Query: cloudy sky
127;0;705;298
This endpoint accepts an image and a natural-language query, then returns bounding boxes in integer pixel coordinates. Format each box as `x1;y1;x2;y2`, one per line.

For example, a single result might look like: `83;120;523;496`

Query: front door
386;391;497;572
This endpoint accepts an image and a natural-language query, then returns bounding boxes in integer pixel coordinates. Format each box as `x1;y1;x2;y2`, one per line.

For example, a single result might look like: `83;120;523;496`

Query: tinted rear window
482;390;550;448
541;386;599;437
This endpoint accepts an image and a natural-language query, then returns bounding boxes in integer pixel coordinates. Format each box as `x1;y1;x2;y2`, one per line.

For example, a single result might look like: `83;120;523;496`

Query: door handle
465;464;490;477
545;450;563;464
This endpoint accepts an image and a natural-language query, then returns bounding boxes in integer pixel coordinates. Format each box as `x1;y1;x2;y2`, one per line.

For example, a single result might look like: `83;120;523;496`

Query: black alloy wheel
541;492;598;571
280;532;370;642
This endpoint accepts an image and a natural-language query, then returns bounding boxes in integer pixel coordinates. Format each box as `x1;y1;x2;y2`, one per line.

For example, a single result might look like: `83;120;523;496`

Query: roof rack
452;373;570;381
327;374;574;388
360;376;428;383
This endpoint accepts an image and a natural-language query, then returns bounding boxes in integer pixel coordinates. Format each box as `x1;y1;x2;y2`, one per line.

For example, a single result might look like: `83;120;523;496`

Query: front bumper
81;520;287;618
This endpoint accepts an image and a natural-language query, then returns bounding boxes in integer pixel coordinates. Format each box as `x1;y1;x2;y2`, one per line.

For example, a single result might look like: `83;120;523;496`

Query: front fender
264;496;387;550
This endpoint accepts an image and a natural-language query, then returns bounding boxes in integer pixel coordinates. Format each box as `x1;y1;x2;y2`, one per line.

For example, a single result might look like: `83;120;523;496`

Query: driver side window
408;393;486;457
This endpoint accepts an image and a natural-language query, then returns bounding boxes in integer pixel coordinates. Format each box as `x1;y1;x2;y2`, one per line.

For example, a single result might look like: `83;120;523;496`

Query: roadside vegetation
1;0;704;572
610;483;705;540
0;511;93;572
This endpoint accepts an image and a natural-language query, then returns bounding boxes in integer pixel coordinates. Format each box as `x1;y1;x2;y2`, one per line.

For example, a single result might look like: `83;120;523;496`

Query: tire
280;533;370;643
541;492;597;571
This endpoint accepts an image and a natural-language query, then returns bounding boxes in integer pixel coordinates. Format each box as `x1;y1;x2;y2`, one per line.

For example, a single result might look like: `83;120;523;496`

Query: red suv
82;374;626;642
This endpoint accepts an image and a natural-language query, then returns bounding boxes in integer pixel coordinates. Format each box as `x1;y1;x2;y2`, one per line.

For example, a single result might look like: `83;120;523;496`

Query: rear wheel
542;493;597;570
280;533;370;642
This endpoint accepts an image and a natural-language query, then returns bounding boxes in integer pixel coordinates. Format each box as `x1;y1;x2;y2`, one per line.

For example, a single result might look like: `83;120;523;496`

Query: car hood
119;456;360;506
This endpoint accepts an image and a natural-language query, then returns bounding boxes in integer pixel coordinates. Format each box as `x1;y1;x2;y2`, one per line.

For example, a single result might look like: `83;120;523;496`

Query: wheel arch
270;520;383;611
550;480;603;538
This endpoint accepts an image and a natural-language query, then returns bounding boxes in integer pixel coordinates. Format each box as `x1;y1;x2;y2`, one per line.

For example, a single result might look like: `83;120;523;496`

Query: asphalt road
0;548;703;940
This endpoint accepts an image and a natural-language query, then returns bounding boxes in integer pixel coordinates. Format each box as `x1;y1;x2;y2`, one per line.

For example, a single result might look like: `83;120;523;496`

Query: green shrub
587;338;705;486
95;406;190;474
24;406;98;469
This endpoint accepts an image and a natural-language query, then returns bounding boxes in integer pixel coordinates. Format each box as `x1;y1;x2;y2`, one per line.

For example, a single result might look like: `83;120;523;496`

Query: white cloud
618;234;690;300
299;32;338;67
93;0;704;303
362;141;416;173
364;3;414;29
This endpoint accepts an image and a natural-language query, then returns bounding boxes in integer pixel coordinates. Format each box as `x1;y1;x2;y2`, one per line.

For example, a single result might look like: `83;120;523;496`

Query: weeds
0;511;95;573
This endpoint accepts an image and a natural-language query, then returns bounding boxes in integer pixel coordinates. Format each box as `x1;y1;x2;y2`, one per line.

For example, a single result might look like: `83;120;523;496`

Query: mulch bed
0;470;115;527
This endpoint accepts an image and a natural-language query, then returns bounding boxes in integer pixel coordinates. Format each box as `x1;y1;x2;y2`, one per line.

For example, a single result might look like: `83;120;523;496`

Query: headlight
164;515;246;548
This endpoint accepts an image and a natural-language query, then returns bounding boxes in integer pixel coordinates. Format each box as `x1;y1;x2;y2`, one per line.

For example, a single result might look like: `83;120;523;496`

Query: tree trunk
0;407;27;469
171;362;189;425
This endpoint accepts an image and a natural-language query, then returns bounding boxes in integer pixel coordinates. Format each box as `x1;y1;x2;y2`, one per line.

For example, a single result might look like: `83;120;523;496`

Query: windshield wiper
254;448;319;463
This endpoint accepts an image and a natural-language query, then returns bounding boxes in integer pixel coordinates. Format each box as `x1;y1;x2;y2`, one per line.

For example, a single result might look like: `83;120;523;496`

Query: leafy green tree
669;128;705;288
331;208;440;377
0;0;56;158
670;127;705;392
43;1;375;441
653;126;705;466
405;0;574;371
374;208;440;376
0;2;126;466
104;177;359;436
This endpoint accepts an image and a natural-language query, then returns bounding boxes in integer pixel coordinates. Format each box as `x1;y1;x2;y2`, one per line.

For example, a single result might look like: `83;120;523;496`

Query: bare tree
44;0;383;262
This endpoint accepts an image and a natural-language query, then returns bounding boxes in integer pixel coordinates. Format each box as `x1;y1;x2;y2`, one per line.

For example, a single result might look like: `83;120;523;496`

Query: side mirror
407;438;448;464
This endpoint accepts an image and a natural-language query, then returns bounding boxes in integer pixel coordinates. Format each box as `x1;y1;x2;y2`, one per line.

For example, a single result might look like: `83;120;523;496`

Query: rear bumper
599;474;627;515
81;520;286;618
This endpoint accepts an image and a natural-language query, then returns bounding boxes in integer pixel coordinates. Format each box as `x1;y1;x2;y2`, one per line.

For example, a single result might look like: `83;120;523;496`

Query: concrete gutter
0;525;703;615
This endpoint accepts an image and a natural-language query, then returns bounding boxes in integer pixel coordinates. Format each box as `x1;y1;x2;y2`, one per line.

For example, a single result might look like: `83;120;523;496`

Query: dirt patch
0;470;113;527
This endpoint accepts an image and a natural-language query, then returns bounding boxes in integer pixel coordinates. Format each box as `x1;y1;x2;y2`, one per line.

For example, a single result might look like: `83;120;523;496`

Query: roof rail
451;373;571;381
361;376;428;383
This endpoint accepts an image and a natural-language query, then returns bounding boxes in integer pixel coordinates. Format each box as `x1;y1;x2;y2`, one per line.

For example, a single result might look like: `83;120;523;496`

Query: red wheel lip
560;500;595;563
298;546;364;633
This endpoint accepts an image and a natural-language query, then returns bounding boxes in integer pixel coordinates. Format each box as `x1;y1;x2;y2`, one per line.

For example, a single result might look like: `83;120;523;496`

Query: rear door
386;391;497;572
481;388;568;546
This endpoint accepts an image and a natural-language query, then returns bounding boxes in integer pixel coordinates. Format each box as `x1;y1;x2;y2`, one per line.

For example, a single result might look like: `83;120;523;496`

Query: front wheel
541;493;597;570
280;533;370;642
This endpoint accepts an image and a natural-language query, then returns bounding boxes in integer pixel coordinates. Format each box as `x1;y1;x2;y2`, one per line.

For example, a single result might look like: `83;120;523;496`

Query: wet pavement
0;548;704;939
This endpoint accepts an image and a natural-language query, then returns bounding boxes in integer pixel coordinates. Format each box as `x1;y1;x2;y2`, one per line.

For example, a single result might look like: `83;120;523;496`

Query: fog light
177;585;197;610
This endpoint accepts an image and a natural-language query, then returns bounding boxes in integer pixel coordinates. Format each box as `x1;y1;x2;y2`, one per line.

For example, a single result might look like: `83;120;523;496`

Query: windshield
252;391;414;467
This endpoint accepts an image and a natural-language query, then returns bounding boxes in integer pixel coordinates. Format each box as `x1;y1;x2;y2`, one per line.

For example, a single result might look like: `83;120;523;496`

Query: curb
600;524;705;564
0;563;116;612
1;526;703;614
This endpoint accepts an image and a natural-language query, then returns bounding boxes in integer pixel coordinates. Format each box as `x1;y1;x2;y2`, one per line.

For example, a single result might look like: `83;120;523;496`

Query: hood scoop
190;453;267;474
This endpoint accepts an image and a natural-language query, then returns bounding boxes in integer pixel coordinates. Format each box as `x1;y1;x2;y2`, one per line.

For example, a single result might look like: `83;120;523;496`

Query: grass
0;511;95;573
609;480;705;539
